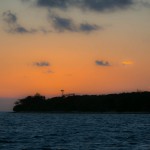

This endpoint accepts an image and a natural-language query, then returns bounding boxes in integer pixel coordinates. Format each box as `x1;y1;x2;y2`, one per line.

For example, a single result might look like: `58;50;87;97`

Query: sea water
0;112;150;150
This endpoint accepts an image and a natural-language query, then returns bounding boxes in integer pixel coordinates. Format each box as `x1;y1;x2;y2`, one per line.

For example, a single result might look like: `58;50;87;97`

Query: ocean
0;112;150;150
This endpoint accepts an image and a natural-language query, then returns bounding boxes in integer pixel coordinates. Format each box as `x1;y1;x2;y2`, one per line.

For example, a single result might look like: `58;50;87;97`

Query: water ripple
0;113;150;149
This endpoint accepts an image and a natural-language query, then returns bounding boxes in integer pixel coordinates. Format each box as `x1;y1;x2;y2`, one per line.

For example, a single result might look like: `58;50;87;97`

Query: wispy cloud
34;61;50;67
2;10;50;34
50;14;101;33
95;60;111;67
79;23;101;32
18;0;132;34
2;10;38;34
51;15;77;32
3;10;17;24
2;10;100;34
3;0;136;35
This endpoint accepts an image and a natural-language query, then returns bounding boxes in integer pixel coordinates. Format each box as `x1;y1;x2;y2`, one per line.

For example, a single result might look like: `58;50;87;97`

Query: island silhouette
13;91;150;113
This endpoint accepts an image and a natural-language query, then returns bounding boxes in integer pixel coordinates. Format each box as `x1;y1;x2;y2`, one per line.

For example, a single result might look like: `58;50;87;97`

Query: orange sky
0;0;150;110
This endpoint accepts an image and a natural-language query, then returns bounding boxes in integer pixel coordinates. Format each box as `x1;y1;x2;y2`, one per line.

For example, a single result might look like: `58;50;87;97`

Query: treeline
13;92;150;112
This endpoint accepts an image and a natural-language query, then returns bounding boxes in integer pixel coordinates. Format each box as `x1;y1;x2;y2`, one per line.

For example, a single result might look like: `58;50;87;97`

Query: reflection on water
0;112;150;150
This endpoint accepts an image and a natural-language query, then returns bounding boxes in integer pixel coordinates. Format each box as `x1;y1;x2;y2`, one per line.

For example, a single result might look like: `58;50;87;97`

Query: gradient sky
0;0;150;111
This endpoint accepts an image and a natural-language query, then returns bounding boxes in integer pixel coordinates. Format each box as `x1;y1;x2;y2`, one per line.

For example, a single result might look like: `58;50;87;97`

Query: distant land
13;92;150;113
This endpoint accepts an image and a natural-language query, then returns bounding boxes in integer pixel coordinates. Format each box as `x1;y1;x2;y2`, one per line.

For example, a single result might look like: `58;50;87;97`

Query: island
13;91;150;113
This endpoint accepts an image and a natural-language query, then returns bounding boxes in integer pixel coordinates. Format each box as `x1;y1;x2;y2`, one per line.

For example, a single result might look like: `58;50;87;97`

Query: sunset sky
0;0;150;111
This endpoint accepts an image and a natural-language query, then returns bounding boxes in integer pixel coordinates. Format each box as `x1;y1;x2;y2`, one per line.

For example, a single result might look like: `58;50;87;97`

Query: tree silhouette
13;91;150;112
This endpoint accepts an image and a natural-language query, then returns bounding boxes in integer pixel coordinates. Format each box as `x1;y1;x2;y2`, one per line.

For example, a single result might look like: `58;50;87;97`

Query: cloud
50;14;100;32
2;10;38;34
51;15;77;32
95;60;111;66
11;26;37;34
82;0;133;12
36;0;133;12
3;10;17;24
34;61;50;67
2;10;100;34
2;10;48;34
79;23;101;32
122;61;134;65
37;0;69;9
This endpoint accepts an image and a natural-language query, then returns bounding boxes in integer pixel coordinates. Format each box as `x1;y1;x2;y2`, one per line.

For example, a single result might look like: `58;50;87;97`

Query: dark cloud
8;25;37;34
51;16;77;32
36;0;133;12
95;60;111;66
50;15;100;33
13;26;37;34
2;10;40;34
34;61;50;67
82;0;133;12
3;11;17;24
2;10;100;34
79;23;101;32
37;0;69;9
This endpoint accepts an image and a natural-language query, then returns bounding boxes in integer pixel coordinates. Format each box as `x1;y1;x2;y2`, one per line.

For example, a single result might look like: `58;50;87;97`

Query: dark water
0;113;150;150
